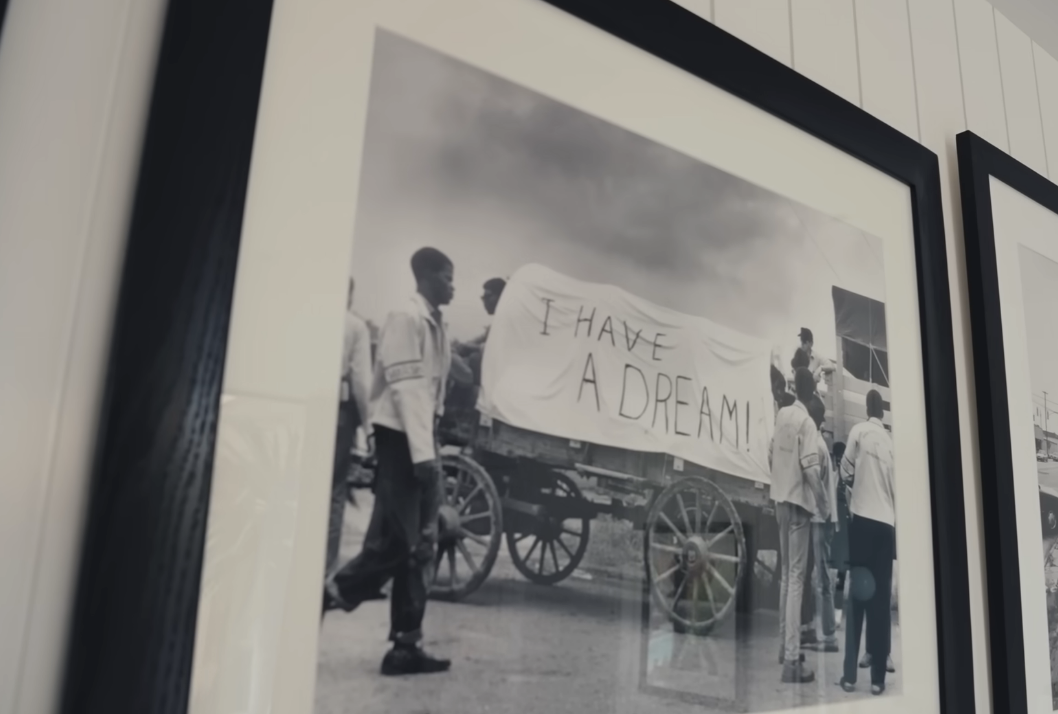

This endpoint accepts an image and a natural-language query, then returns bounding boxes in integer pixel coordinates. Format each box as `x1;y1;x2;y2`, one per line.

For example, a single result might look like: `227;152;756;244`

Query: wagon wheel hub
438;504;462;543
682;535;710;577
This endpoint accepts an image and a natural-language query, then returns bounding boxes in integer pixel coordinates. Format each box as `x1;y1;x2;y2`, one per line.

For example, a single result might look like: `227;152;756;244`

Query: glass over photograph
317;30;900;713
1017;244;1058;711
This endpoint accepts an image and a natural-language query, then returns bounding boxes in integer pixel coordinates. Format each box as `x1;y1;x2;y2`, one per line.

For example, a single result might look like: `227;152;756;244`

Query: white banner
478;264;776;483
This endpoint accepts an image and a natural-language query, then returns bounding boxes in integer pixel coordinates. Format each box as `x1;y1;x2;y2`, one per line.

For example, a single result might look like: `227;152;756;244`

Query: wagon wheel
430;453;503;601
645;476;746;636
506;471;591;585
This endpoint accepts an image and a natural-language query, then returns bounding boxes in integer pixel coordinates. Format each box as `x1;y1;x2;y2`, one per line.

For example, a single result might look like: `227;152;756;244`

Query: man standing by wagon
804;395;839;653
770;367;827;684
797;327;836;383
325;247;455;676
838;389;896;696
455;277;506;385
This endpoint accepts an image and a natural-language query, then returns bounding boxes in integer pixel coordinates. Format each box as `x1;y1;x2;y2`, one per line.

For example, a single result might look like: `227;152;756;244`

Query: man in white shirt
326;247;455;676
324;279;374;579
838;389;896;695
454;277;505;385
770;367;827;684
804;395;838;652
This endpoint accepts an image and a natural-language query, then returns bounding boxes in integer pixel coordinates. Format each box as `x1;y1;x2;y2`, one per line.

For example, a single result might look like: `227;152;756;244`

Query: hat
798;327;814;342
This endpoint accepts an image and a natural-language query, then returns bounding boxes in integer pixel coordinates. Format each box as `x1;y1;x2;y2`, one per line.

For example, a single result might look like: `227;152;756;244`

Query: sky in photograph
1019;245;1058;431
347;30;886;367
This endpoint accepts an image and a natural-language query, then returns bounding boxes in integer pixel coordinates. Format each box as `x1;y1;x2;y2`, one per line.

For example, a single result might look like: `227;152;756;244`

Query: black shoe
324;579;356;613
324;579;386;613
801;631;819;646
839;677;856;693
778;652;806;665
780;662;815;683
871;683;885;696
381;646;451;676
886;655;895;673
859;653;871;669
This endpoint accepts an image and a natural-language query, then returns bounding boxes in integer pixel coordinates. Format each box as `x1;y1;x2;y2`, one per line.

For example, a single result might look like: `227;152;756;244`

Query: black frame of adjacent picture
957;129;1058;714
59;0;974;712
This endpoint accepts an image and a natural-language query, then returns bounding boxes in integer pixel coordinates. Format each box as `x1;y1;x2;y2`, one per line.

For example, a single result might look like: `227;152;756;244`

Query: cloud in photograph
349;30;885;363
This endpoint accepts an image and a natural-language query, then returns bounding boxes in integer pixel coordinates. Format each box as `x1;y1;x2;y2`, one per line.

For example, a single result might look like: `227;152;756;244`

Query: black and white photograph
316;29;901;714
1017;245;1058;709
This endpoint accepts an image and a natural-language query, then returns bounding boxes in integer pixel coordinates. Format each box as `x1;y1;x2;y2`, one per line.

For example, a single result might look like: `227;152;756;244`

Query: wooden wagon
349;285;891;636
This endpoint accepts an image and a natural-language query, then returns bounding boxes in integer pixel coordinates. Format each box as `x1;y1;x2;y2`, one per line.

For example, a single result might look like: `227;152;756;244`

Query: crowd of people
314;246;897;693
770;330;897;696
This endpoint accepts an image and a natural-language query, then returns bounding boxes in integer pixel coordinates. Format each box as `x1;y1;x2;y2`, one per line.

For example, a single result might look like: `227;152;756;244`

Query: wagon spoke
707;524;734;548
524;536;542;563
550;541;561;573
513;532;533;543
658;512;688;544
690;573;700;605
654;562;681;585
704;502;719;533
457;540;478;573
459;485;484;513
538;538;548;573
650;541;683;555
676;494;693;535
708;552;741;564
562;526;583;538
460;528;490;547
447;547;458;585
672;572;688;606
556;535;575;559
460;511;491;525
702;572;718;615
708;564;735;596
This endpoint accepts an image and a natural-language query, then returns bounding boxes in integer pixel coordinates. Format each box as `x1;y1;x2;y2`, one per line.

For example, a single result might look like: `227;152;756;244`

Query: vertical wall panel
995;10;1048;174
670;0;712;23
1033;43;1058;181
714;0;791;66
790;0;860;105
954;0;1009;150
853;0;919;138
907;0;992;711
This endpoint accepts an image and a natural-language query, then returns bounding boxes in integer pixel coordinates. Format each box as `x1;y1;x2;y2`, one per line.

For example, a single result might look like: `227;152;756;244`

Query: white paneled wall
0;0;167;713
4;1;1058;714
685;1;1058;712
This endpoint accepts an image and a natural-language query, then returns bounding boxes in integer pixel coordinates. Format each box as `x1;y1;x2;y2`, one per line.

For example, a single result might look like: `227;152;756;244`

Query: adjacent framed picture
958;130;1058;714
63;1;974;713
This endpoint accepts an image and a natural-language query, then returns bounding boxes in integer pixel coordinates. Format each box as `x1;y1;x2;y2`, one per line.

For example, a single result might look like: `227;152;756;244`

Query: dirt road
315;495;901;714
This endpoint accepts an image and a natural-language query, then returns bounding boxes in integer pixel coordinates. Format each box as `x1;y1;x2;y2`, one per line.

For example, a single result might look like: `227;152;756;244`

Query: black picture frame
956;129;1058;714
60;0;974;712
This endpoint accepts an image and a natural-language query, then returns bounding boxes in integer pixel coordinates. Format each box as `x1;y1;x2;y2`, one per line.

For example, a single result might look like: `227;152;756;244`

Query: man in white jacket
326;247;454;676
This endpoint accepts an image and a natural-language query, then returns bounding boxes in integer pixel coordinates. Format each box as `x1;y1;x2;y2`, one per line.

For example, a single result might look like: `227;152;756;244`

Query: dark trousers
332;426;440;644
325;400;360;574
843;515;895;686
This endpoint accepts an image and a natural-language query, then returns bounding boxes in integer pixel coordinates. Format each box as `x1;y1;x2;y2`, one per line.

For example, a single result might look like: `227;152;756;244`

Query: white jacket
368;293;452;464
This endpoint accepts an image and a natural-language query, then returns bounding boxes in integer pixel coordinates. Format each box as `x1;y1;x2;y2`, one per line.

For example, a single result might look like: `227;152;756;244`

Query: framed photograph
62;1;973;713
957;130;1058;714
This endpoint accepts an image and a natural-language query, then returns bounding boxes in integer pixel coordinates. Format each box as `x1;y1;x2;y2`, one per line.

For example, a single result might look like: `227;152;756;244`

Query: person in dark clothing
830;441;849;620
325;247;455;676
838;390;896;696
771;364;795;409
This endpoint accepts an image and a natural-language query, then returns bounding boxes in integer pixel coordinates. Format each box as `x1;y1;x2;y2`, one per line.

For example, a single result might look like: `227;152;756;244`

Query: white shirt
812;432;838;524
840;417;896;526
769;400;822;517
368;294;452;464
